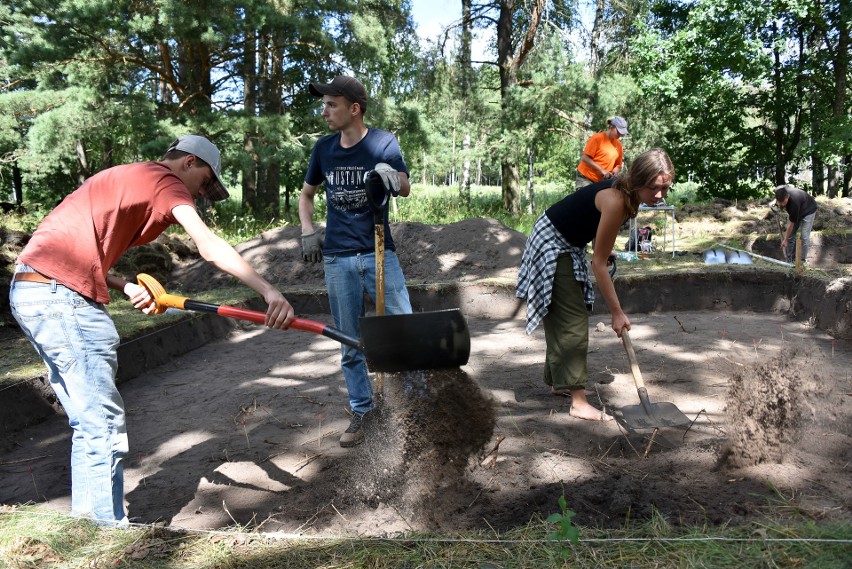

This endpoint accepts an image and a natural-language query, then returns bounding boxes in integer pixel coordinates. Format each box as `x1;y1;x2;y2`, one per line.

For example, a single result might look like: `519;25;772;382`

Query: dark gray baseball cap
167;135;229;201
309;76;368;113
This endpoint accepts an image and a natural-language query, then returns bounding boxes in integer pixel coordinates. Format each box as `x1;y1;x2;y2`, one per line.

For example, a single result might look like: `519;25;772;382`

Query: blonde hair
613;148;675;218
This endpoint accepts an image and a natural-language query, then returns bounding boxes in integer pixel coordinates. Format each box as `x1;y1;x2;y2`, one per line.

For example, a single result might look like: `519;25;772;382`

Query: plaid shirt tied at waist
516;214;594;335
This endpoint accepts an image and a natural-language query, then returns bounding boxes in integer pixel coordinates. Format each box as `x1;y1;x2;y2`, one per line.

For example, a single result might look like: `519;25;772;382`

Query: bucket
703;249;726;264
725;250;753;265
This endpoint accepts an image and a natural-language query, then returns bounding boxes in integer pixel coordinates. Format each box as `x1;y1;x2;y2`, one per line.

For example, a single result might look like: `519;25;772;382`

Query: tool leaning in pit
136;273;470;373
618;329;690;430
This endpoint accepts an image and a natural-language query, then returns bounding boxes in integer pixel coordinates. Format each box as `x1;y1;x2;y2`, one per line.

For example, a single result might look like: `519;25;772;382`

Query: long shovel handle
621;329;656;415
137;275;361;350
620;329;646;390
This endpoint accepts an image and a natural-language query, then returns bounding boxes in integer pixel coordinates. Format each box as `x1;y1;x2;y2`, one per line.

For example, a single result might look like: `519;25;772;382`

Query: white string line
2;510;850;545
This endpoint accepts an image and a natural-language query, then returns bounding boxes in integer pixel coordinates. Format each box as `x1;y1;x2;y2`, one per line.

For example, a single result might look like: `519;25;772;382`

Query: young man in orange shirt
576;116;628;189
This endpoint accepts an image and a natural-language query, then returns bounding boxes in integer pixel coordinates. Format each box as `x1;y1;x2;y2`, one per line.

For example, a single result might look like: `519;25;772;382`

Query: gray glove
373;162;400;196
301;230;323;263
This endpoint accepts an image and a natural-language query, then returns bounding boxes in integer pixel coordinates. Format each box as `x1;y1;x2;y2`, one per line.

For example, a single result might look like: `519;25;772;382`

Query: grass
1;505;850;568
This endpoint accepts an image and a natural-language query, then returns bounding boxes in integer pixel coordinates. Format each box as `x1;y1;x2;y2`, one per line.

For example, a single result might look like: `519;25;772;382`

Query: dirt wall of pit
3;270;850;438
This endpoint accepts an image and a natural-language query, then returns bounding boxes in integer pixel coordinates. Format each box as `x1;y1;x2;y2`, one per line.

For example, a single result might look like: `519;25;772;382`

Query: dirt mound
168;217;528;292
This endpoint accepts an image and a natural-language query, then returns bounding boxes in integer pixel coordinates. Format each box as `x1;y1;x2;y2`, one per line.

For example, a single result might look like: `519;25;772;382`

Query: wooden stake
643;428;659;459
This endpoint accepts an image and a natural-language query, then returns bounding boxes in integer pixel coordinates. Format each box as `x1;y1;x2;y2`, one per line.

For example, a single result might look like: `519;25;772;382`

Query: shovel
365;169;389;393
136;274;470;373
619;329;690;430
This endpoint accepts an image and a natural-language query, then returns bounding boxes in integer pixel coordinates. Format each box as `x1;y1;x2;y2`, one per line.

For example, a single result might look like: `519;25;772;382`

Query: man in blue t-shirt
299;75;413;448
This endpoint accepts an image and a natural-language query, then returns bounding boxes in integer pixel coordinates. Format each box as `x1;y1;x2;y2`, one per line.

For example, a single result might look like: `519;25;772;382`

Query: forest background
1;0;849;224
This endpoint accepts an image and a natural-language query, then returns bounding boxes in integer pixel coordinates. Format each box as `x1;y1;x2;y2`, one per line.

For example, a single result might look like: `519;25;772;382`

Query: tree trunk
771;23;805;187
242;28;258;213
526;147;535;214
460;0;473;97
101;137;113;170
496;0;543;215
157;42;174;107
498;0;520;214
12;162;23;205
589;0;605;76
257;29;283;221
75;140;89;186
179;40;213;116
827;165;838;198
812;154;825;196
828;6;848;198
460;133;471;208
772;36;786;185
502;162;520;212
458;0;473;208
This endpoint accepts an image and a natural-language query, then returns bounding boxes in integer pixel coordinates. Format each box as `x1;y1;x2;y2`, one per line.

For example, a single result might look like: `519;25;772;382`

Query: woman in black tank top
517;148;674;421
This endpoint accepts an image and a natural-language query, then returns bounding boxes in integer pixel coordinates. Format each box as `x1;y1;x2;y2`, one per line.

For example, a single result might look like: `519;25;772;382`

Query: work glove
364;169;391;214
373;162;400;197
301;230;323;263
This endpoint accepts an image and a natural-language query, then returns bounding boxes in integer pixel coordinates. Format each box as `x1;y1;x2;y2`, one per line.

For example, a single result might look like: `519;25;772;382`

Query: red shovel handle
136;273;359;349
183;300;358;349
216;305;328;335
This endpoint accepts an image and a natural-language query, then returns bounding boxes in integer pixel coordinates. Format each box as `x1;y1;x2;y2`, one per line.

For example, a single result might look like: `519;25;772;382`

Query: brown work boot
339;413;365;448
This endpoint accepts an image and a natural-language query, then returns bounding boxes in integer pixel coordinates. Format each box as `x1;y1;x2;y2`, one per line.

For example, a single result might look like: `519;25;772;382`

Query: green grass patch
1;505;849;568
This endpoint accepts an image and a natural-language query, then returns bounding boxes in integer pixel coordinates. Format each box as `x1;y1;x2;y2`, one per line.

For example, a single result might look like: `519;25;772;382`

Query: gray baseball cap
167;135;229;201
608;116;629;135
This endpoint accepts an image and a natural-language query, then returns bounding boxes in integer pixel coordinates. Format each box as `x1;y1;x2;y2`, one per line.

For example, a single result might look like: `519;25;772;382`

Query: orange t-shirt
577;132;623;182
19;162;194;303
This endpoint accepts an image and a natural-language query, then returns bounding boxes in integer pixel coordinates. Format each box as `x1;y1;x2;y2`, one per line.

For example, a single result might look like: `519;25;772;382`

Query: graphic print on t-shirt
325;166;367;212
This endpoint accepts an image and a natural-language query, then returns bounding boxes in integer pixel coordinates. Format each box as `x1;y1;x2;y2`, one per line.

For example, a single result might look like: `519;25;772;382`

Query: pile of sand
169;218;529;292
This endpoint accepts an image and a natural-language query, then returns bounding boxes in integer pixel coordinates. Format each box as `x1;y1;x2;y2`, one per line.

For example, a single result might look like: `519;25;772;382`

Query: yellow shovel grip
136;273;188;314
156;293;189;310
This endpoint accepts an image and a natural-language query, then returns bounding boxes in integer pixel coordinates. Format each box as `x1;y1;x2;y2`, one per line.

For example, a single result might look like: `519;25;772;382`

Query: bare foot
569;401;614;422
551;387;596;397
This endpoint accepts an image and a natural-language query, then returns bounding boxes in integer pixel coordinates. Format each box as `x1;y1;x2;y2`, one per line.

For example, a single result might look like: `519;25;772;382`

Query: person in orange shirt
576;116;628;189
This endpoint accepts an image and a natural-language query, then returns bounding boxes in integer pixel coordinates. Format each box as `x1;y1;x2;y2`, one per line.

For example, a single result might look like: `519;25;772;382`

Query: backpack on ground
626;225;654;252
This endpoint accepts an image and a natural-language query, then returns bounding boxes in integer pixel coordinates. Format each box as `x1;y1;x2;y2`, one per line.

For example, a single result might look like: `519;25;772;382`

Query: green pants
542;255;589;391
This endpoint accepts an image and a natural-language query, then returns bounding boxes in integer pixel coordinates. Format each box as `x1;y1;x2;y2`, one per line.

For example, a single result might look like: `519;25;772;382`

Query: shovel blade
359;309;471;372
620;400;691;430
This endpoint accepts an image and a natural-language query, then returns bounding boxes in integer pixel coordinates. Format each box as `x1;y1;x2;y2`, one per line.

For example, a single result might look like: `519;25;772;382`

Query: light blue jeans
786;212;816;264
9;266;128;526
323;251;412;416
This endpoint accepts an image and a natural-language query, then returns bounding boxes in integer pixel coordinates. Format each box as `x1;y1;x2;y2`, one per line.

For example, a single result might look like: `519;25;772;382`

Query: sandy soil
1;217;851;535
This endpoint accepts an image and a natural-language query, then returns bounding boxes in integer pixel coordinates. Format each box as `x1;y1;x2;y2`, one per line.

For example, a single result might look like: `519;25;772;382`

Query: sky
410;0;591;62
409;0;492;60
410;0;461;42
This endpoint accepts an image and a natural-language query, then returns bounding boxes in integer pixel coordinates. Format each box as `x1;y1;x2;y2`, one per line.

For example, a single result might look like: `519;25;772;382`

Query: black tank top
545;179;613;247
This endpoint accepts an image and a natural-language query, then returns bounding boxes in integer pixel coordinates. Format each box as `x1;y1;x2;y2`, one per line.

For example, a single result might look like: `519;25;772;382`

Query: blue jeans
786;212;816;264
9;267;128;526
323;251;412;416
